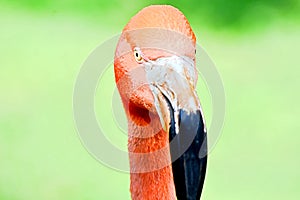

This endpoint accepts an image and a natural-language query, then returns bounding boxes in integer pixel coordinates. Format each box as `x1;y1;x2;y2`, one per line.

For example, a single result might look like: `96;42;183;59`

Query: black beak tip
169;109;207;200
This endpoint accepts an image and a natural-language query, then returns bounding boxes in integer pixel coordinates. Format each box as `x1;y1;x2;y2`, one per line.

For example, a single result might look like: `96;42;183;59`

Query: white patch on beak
142;54;203;134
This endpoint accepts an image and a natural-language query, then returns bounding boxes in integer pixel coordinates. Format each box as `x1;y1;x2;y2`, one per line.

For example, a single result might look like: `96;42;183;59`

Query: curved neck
127;116;176;200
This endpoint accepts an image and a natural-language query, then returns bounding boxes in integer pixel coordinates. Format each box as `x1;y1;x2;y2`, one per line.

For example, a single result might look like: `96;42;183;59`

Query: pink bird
114;5;207;200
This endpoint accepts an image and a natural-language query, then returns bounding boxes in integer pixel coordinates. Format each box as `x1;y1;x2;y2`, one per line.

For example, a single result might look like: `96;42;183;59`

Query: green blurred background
1;0;300;199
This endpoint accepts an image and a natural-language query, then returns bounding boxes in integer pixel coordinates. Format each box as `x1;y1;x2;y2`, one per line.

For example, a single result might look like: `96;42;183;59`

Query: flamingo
114;5;207;200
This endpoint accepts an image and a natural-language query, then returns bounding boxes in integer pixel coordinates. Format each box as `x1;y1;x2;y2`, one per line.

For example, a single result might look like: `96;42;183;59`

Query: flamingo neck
127;115;176;200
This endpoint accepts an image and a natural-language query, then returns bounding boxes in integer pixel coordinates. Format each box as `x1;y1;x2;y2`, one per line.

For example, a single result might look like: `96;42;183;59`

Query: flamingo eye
134;48;143;63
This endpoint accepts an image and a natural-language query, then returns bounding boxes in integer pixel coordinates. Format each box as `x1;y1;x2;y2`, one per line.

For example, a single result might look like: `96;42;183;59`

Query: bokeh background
1;0;300;199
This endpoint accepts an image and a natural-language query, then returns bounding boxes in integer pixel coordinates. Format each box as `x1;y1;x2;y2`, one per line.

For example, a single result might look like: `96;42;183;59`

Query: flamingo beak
145;55;207;200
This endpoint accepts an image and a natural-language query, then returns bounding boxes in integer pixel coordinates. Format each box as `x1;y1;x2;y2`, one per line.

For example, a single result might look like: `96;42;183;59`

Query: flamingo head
114;5;207;199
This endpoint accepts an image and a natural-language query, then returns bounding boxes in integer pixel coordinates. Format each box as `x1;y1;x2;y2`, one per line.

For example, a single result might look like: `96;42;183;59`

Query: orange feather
114;5;196;199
